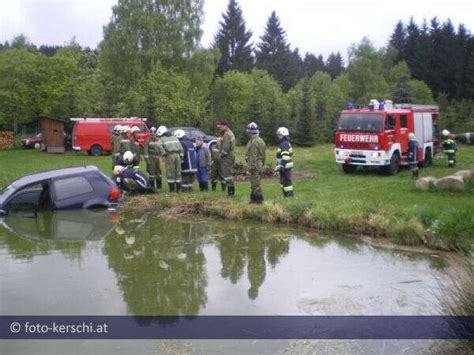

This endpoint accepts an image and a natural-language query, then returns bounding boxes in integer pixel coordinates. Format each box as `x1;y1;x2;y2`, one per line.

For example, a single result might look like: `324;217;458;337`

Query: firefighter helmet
150;126;157;134
442;129;450;137
113;124;122;132
113;165;124;175
131;126;140;133
123;151;134;164
246;122;259;134
156;125;167;137
121;125;131;133
174;129;186;139
408;132;416;141
276;127;289;136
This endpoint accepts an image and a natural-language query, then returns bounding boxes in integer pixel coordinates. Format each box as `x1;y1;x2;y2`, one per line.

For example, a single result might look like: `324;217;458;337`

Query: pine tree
326;52;344;79
393;74;412;103
255;11;300;91
303;53;325;77
404;17;419;76
295;78;314;146
214;0;254;76
388;20;406;62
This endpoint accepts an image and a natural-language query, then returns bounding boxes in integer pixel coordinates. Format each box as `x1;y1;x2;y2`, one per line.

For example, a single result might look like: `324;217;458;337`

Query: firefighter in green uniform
442;129;457;167
245;122;266;204
143;129;162;192
118;125;132;161
156;125;183;193
130;126;142;169
209;139;226;191
111;124;122;170
217;120;236;197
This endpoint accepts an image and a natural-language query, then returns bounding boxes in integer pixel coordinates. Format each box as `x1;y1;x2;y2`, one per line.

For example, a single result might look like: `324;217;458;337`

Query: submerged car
0;166;122;216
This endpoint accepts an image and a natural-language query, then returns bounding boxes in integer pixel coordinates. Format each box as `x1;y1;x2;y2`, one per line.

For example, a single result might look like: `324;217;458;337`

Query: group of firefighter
110;121;294;204
408;129;458;179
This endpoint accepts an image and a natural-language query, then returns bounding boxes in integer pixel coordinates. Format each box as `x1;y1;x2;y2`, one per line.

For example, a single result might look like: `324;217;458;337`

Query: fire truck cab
334;100;440;175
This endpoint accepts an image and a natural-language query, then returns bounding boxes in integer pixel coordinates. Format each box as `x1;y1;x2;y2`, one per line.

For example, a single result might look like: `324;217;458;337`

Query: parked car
0;166;122;216
21;133;42;149
169;126;218;148
71;118;151;156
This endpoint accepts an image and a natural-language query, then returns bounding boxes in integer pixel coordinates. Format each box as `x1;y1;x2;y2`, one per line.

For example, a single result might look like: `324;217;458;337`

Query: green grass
1;145;473;252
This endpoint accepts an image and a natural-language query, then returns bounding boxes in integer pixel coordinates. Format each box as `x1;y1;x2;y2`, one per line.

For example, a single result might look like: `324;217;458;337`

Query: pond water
0;209;465;354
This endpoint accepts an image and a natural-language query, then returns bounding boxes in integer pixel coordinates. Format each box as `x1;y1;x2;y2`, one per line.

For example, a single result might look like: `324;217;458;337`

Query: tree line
0;0;472;145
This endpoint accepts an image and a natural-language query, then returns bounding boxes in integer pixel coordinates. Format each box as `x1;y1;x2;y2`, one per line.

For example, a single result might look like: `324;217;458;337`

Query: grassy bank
0;145;473;252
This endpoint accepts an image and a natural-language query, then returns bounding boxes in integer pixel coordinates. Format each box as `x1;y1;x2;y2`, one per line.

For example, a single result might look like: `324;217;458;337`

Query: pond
0;209;467;354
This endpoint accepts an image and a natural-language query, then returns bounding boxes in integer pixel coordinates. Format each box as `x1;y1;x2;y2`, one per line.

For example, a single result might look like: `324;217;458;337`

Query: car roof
10;166;100;189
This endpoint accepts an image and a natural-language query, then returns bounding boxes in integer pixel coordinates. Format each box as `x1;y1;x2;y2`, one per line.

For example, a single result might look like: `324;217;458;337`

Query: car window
53;176;93;201
6;183;46;212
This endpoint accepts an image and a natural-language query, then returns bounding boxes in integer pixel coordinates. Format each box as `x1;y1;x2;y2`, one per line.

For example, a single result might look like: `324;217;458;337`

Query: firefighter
209;139;226;191
194;136;212;191
113;165;151;194
174;129;198;192
111;124;122;170
157;125;183;193
130;126;142;169
118;126;132;163
408;132;419;179
217;120;236;197
143;129;162;192
274;127;294;197
245;122;266;204
442;129;457;167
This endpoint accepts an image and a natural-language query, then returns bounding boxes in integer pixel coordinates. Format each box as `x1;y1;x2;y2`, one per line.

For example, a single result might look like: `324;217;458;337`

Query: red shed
39;116;66;153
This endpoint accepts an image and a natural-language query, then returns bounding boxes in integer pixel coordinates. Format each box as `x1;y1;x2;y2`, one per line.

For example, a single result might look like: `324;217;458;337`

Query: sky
1;0;473;61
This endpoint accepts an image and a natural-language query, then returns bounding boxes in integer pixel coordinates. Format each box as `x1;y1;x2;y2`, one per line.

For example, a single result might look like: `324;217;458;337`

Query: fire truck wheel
385;153;400;175
342;164;356;174
421;148;432;167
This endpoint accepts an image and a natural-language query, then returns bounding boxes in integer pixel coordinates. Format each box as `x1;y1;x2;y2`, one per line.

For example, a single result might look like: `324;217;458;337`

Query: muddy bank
124;194;468;253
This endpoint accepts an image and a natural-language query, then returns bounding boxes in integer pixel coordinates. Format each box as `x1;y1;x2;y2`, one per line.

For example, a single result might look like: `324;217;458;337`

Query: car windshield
338;113;384;132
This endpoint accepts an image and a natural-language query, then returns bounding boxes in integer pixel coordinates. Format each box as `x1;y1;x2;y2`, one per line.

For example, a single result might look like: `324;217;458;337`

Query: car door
51;175;95;209
4;181;52;216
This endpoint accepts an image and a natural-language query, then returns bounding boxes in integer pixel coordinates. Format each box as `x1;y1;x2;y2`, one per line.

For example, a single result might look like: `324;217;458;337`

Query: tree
303;53;325;77
311;72;336;143
408;80;434;104
388;20;406;62
294;78;314;146
214;0;253;76
99;0;204;87
255;11;301;91
326;52;344;79
393;73;412;103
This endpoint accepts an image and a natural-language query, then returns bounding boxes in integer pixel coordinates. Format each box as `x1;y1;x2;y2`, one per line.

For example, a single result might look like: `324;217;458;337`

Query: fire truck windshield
338;113;383;132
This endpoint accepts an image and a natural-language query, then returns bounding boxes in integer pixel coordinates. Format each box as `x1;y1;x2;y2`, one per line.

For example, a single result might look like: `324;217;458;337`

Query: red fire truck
334;100;440;175
71;118;151;156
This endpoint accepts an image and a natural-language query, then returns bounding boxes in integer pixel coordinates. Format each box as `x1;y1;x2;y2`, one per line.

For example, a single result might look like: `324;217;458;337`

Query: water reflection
103;212;207;315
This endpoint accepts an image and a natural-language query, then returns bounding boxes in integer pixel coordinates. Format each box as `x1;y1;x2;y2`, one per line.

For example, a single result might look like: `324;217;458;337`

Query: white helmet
131;126;140;133
156;125;167;137
276;127;289;136
150;126;157;133
408;132;416;141
442;129;450;137
123;151;134;164
114;124;122;132
121;125;131;133
174;129;186;139
113;165;125;175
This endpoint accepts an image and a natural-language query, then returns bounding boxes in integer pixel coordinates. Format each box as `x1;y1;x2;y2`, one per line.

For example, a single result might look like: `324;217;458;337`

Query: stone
434;175;465;191
415;177;437;191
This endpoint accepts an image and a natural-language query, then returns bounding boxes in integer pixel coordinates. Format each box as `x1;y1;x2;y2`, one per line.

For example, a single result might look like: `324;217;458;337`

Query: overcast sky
1;0;473;61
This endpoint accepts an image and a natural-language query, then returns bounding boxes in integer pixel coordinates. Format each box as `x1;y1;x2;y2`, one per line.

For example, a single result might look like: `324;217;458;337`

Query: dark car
169;127;217;147
0;166;122;216
21;133;42;149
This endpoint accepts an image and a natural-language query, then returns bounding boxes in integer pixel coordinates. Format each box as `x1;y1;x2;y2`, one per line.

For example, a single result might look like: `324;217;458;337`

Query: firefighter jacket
246;135;266;169
159;133;183;157
130;136;141;160
276;137;294;170
144;136;161;160
118;167;150;192
179;137;198;174
111;133;121;157
219;129;235;159
442;138;457;154
408;140;419;163
119;135;132;154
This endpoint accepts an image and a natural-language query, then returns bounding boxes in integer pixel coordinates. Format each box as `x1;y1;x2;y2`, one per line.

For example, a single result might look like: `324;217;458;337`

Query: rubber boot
249;192;256;204
255;192;263;205
221;183;227;192
149;178;156;193
168;182;175;193
285;190;294;198
202;182;209;191
227;185;235;198
175;182;181;193
156;177;162;190
211;182;217;191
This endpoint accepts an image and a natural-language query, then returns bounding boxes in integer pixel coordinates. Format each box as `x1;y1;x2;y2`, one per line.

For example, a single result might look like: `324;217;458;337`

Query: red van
71;118;151;156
